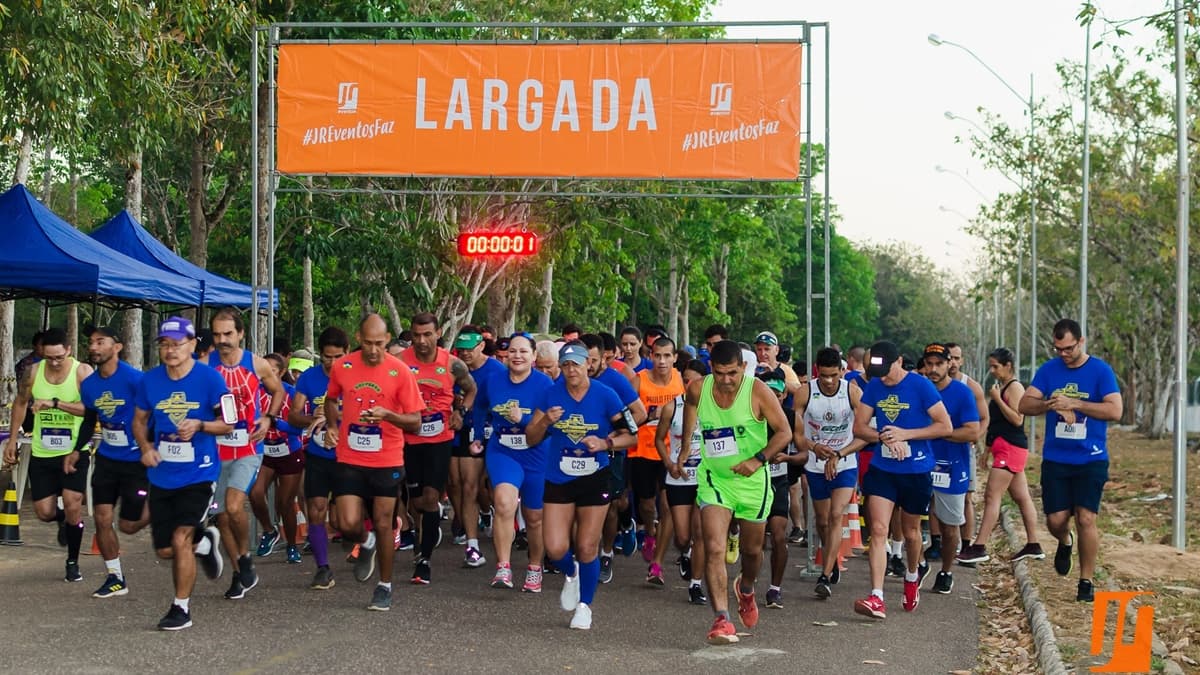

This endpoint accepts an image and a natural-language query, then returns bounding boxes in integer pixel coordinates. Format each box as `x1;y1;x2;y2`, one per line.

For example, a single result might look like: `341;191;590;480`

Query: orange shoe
706;615;739;645
346;543;360;563
733;574;759;629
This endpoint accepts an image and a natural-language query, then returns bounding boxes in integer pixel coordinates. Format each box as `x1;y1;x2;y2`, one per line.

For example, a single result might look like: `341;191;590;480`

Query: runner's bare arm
852;398;880;444
1017;385;1049;416
967;377;989;446
1047;391;1122;422
654;398;675;464
451;357;477;409
254;355;287;417
882;402;953;443
753;378;792;461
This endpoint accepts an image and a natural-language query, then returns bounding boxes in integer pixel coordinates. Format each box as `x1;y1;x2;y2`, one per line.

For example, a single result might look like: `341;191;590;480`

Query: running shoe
93;574;127;598
678;554;691;580
956;543;989;564
544;557;561;575
412;558;431;585
642;535;656;563
393;526;403;551
902;579;920;612
368;584;391;611
886;554;905;577
733;574;759;628
435;526;444;548
706;615;739;644
598;555;613;584
830;562;842;585
766;587;783;609
559;562;580;611
491;564;513;589
636;529;647;554
787;526;804;543
646;562;664;586
569;602;592;630
1054;533;1074;576
725;533;741;565
1077;578;1094;602
854;594;887;619
932;571;954;594
522;567;543;593
463;546;486;568
310;565;335;590
924;542;942;561
688;584;708;605
814;575;832;599
453;533;467;546
1010;543;1046;562
618;528;637;557
64;560;83;583
224;576;246;600
346;544;361;563
398;530;416;552
198;527;223;580
514;529;529;551
239;555;258;592
286;545;302;564
917;561;931;588
354;540;377;583
479;508;494;538
157;604;192;631
256;530;280;557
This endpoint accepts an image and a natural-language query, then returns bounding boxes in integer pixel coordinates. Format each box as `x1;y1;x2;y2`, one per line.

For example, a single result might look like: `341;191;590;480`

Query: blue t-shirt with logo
1030;355;1120;464
542;379;624;484
135;362;229;489
463;357;506;445
294;365;335;459
476;369;551;470
931;379;980;494
595;366;638;408
861;372;944;474
80;361;144;462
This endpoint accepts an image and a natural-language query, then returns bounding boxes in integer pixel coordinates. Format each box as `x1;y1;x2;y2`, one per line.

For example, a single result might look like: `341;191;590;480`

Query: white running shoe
559;562;580;611
569;602;592;630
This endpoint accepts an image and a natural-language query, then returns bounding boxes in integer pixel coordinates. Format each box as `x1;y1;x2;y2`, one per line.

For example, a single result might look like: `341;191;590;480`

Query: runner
207;308;286;600
288;326;350;589
132;317;230;630
1018;319;1122;602
534;340;561;380
66;326;148;597
852;340;952;619
795;347;865;599
957;347;1044;566
250;353;305;564
448;326;503;567
945;342;989;559
473;333;552;592
323;314;424;610
618;327;652;373
399;313;478;583
757;371;804;609
753;331;802;397
524;341;636;630
678;340;793;644
922;344;981;594
657;359;709;605
3;327;93;582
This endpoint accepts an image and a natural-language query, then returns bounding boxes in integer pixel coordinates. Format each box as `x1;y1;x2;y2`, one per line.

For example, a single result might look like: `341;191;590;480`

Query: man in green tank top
677;340;794;645
3;328;94;582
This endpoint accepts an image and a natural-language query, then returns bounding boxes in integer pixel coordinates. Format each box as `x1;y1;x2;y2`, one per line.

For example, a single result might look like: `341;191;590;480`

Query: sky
709;0;1165;276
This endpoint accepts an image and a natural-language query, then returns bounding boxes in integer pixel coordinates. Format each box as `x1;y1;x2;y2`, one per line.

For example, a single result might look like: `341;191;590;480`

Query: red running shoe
903;579;920;612
853;594;887;619
706;615;739;645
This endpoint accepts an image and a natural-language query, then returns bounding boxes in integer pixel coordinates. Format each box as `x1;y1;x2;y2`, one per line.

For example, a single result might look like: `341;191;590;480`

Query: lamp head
944;111;956;120
928;33;944;46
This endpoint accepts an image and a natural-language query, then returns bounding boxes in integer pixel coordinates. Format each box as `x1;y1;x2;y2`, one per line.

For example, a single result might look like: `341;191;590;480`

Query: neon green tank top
31;359;83;458
696;373;768;474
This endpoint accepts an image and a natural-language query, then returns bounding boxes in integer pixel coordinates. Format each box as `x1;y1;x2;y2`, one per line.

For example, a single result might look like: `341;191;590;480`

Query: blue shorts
487;449;545;510
806;468;858;501
862;467;932;516
1041;459;1108;515
215;454;262;513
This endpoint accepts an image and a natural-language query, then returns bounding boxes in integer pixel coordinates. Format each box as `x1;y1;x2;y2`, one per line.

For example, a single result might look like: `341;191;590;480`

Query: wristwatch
51;397;59;409
753;451;768;464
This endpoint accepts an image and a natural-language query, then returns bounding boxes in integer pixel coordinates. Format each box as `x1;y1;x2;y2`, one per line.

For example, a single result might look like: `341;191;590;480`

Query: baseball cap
84;325;121;342
644;327;668;344
865;340;901;378
757;371;787;393
289;348;315;373
922;343;951;362
158;316;195;342
453;332;483;350
495;337;511;351
559;343;589;366
754;331;778;346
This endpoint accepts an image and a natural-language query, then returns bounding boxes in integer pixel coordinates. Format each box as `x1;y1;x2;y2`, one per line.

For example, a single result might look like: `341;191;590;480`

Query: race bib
770;459;788;479
348;423;383;452
217;422;250;448
560;454;599;477
1055;418;1086;440
101;421;129;447
157;434;195;463
931;469;952;489
310;429;326;448
499;433;528;450
683;456;701;484
40;427;72;450
419;412;445;437
702;427;738;459
263;441;291;457
646;405;660;427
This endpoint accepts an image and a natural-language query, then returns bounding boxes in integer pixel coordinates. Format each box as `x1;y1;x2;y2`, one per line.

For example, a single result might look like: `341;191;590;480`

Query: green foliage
862;242;971;361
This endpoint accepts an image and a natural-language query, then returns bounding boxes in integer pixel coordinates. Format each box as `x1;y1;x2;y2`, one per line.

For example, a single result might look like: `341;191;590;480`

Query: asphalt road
0;510;979;674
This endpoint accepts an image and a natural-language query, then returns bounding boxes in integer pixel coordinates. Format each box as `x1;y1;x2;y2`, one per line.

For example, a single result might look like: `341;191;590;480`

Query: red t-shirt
326;352;423;468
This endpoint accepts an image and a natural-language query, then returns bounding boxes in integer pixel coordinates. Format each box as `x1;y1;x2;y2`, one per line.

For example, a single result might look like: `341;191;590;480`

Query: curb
999;504;1067;675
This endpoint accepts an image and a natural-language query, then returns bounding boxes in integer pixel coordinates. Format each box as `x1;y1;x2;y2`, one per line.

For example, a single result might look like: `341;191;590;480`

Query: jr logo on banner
1090;591;1154;673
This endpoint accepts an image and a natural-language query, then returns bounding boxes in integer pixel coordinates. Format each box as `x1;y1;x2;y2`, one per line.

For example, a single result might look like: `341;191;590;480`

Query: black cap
84;325;121;342
922;343;951;362
866;340;901;378
195;328;214;353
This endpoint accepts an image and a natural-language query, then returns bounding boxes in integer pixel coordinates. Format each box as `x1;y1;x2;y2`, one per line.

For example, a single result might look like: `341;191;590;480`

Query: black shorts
29;454;88;502
91;454;149;522
862;467;933;516
544;468;613;507
665;484;698;508
404;441;452;493
1041;459;1108;515
607;450;627;498
628;457;665;503
304;453;337;502
149;482;214;550
787;462;804;486
452;427;485;459
334;462;405;501
769;477;791;520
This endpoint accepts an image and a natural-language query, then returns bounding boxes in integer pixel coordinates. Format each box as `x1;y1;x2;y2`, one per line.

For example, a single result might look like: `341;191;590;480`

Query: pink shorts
990;437;1028;473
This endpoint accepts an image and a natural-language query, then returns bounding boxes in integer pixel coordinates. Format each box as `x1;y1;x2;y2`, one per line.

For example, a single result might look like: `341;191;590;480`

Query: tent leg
40;299;50;330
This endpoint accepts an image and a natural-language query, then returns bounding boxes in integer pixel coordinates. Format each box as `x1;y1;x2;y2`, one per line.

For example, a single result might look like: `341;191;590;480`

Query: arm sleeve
72;408;98;453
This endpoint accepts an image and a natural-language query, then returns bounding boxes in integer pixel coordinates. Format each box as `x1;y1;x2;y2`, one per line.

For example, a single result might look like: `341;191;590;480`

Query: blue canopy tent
91;210;277;311
0;184;203;308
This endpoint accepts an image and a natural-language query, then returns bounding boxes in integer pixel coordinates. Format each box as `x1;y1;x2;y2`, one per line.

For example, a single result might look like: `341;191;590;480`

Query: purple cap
158;316;196;341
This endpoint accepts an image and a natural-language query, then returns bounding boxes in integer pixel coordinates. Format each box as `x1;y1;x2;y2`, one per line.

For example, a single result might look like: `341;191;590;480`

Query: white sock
467;538;479;550
194;536;212;556
769;585;781;593
378;581;392;590
601;550;613;559
364;530;376;549
889;539;903;556
690;579;701;588
871;588;883;599
174;597;190;612
905;571;919;582
516;509;526;529
105;557;123;579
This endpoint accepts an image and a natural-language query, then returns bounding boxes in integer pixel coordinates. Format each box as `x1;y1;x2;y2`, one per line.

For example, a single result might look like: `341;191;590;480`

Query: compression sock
420;510;440;558
579;557;600;604
309;523;329;567
551;550;576;578
65;520;84;562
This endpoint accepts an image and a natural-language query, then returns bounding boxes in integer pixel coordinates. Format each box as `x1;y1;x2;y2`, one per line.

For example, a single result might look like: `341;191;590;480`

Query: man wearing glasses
1018;319;1122;603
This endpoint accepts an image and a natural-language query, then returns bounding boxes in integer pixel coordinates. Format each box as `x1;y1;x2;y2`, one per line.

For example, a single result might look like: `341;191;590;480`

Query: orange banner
276;43;802;179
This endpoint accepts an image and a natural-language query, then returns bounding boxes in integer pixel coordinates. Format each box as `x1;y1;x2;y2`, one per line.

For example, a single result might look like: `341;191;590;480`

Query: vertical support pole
267;25;279;352
822;24;832;347
249;27;260;350
1171;0;1189;550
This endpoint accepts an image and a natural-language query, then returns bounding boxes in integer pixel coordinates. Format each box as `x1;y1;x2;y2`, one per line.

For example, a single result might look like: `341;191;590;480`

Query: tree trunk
122;150;145;369
302;176;314;350
487;273;519;336
66;159;79;352
667;254;679;341
717;243;730;316
681;275;690;347
40;136;52;201
1;129;35;404
188;134;208;269
537;262;553;334
381;285;404;336
254;83;271;354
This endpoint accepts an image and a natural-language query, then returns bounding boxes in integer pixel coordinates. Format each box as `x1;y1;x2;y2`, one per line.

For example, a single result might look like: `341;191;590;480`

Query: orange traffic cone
83;532;101;555
815;540;847;572
0;480;23;545
294;501;307;541
841;496;865;557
